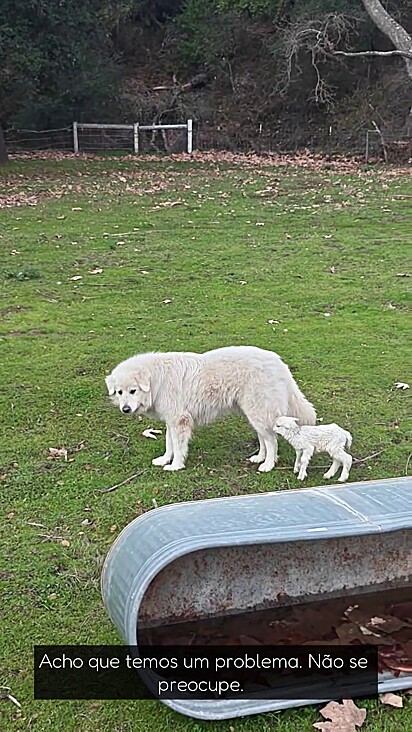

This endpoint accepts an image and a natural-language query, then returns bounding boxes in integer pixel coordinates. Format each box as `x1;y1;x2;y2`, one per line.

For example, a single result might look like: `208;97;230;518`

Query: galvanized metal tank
101;477;412;720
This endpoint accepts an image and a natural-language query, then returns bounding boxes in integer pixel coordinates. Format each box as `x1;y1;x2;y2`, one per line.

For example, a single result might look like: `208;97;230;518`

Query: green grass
0;155;411;731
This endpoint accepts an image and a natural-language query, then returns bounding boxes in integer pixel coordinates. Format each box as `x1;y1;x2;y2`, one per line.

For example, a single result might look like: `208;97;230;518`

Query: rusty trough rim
101;477;412;720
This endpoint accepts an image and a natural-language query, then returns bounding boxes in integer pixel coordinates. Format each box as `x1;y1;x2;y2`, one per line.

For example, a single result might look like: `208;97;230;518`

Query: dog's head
273;416;299;437
105;365;151;415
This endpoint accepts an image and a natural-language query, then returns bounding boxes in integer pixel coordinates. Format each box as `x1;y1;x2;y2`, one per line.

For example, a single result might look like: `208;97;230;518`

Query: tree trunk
0;125;8;165
361;0;412;81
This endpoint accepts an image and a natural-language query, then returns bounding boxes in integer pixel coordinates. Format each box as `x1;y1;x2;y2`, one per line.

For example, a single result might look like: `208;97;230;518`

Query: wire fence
4;122;411;163
5;126;73;151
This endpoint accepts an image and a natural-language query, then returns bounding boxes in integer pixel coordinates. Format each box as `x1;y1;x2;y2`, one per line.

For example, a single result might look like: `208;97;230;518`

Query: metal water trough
102;477;412;720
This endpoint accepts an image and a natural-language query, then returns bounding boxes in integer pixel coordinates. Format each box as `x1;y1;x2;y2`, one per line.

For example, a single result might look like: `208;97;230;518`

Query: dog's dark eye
117;389;123;395
130;389;136;395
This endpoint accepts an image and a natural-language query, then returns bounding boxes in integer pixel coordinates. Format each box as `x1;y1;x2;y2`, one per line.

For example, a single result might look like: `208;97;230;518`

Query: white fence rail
73;120;193;154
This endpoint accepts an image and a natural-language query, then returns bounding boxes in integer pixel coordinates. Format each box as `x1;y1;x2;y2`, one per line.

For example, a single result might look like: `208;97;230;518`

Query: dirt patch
0;305;29;317
6;328;45;337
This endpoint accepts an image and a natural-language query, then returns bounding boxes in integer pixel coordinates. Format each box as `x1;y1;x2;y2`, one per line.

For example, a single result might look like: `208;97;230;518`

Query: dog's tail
287;378;316;426
344;430;353;450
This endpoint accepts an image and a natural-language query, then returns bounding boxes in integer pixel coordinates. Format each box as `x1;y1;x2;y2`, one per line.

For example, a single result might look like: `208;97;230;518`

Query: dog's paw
249;454;265;463
163;463;185;471
152;455;172;467
258;462;274;473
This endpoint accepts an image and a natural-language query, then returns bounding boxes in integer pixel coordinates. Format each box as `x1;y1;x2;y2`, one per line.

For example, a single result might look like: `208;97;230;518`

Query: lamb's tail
287;378;316;426
344;430;353;450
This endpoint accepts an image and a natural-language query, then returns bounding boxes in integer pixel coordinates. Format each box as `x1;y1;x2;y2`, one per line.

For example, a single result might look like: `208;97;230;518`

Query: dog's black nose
122;405;132;414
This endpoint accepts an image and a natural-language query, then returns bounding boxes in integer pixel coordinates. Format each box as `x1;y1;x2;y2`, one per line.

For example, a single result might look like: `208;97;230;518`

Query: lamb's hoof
323;472;332;479
258;462;274;473
297;474;307;481
152;456;171;467
249;455;264;464
338;475;348;483
163;463;184;471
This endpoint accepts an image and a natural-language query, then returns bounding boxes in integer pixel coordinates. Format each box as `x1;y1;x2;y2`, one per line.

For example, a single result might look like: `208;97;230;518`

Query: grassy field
0;153;410;731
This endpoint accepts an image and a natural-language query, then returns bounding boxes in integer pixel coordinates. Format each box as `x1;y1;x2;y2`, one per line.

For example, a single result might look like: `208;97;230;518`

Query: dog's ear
105;374;116;395
135;370;150;393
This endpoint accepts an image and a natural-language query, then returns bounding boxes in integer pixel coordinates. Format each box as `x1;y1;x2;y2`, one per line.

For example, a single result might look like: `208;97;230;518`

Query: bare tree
0;125;8;166
334;0;412;77
277;0;412;130
335;0;412;131
277;12;359;105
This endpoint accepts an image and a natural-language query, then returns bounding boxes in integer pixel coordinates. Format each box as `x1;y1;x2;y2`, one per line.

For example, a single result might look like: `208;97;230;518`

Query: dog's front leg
152;426;174;467
163;416;192;471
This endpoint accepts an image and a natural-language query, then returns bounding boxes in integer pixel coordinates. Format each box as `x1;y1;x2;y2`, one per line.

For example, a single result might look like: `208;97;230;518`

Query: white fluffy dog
105;346;316;472
273;416;353;482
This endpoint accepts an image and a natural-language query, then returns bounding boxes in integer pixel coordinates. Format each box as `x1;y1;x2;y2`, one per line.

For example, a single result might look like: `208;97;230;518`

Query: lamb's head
273;416;300;438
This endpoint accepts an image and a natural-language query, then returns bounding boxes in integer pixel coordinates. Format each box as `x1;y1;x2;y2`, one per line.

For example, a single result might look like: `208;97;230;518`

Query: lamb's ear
136;370;151;393
105;374;116;395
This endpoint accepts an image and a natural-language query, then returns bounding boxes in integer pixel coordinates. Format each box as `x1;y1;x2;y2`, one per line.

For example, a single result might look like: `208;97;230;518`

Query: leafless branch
99;469;148;493
276;13;359;105
334;49;412;60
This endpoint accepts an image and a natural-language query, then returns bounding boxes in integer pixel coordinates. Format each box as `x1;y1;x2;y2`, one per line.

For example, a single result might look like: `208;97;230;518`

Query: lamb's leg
337;451;352;483
294;449;303;474
249;433;266;464
297;447;314;481
163;416;193;471
323;458;340;480
152;426;174;466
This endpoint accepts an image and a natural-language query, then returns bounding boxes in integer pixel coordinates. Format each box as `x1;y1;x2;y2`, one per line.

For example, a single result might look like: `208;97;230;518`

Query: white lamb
274;416;353;483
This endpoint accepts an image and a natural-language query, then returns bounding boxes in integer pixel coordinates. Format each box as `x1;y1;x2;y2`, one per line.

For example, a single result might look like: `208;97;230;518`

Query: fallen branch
353;450;383;464
26;521;47;528
334;49;412;60
99;469;147;493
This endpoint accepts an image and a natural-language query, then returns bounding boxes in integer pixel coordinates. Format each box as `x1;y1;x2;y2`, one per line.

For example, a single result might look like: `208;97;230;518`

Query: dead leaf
328;266;336;274
47;447;68;461
142;428;162;440
60;539;70;547
379;693;403;708
88;268;103;275
69;275;83;281
369;614;412;633
313;699;367;731
109;525;117;533
394;382;409;390
162;299;172;304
